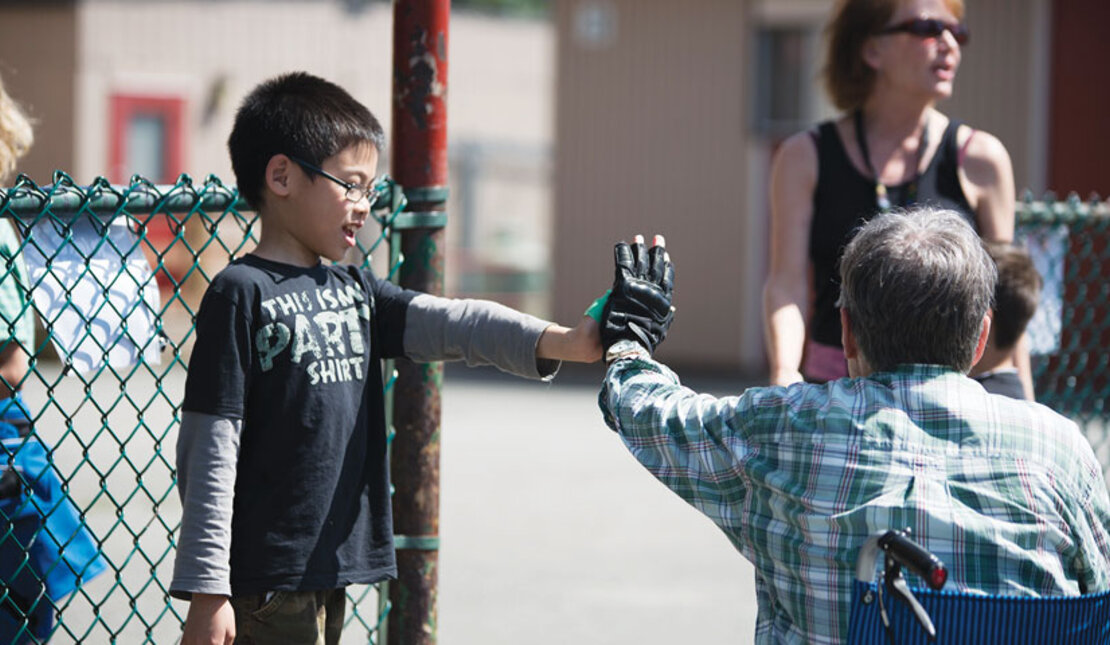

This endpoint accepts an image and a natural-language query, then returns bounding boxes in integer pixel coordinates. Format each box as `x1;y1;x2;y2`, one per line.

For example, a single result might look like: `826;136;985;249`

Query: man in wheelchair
596;209;1110;644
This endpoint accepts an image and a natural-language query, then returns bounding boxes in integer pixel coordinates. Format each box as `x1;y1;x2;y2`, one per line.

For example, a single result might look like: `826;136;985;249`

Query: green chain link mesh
1017;193;1110;478
0;171;408;644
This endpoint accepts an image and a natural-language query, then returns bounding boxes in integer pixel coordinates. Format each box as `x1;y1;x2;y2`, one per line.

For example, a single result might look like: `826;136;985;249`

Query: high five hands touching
601;234;675;356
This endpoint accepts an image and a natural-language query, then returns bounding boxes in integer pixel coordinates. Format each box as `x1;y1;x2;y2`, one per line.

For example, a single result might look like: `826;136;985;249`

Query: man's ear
841;308;868;378
840;308;859;359
265;154;294;198
971;311;992;367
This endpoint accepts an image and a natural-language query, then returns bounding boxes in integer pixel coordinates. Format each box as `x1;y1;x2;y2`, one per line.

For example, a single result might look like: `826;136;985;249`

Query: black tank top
808;119;976;347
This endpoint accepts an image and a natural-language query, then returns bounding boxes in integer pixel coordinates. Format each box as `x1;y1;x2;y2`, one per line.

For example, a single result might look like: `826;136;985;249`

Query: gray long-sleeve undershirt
403;294;560;380
172;413;240;598
171;294;558;599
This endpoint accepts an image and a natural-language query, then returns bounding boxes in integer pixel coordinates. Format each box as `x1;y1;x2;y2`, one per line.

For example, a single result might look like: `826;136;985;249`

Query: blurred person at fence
0;73;107;643
970;241;1042;399
0;73;33;398
599;209;1110;644
170;71;603;645
761;0;1033;396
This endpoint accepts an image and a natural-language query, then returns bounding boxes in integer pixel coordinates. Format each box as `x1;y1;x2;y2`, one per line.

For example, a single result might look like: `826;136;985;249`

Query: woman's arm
763;132;818;386
960;127;1016;243
960;127;1032;397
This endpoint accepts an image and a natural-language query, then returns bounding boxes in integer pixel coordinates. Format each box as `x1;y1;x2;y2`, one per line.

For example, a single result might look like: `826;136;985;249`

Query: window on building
108;94;188;292
124;114;167;181
751;26;820;139
109;94;185;183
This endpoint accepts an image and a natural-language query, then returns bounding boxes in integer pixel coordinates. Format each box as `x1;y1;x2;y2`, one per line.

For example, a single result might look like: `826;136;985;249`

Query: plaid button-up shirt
600;353;1110;644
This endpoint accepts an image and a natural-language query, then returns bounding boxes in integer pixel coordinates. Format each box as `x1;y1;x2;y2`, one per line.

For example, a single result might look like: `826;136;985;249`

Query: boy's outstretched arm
399;285;602;380
536;316;602;364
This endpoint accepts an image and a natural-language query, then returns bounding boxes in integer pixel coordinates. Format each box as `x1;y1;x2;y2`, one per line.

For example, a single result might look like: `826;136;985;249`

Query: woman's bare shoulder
957;125;1011;169
772;128;822;182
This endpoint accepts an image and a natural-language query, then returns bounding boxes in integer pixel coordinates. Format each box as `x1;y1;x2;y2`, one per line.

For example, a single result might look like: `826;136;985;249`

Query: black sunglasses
289;156;382;205
878;18;970;46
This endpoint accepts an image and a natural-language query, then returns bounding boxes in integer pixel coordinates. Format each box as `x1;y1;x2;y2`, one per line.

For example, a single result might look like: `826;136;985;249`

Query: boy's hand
182;593;236;645
567;315;603;363
601;234;675;354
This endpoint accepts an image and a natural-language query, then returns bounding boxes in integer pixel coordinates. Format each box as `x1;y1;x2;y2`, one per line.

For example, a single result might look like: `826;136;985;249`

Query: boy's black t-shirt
183;254;414;594
973;370;1026;400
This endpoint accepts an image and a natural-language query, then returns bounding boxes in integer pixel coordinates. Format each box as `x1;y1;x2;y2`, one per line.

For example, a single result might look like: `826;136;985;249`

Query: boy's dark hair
986;242;1042;351
228;72;386;209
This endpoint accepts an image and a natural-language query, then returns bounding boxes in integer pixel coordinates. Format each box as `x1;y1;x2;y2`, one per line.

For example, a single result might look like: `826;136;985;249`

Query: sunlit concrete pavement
28;359;758;643
438;364;759;644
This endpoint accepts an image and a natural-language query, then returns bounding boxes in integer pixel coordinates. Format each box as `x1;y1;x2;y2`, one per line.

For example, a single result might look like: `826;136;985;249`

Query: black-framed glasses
289;156;382;204
878;18;970;46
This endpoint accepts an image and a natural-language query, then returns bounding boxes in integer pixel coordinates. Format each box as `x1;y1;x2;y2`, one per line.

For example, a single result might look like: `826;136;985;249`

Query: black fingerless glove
600;240;675;354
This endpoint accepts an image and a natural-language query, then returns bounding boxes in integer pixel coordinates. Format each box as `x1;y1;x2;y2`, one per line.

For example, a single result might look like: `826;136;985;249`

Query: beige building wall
73;1;398;184
2;0;1049;372
0;5;78;184
0;1;546;314
943;0;1050;194
73;2;552;295
554;0;1048;372
553;0;751;370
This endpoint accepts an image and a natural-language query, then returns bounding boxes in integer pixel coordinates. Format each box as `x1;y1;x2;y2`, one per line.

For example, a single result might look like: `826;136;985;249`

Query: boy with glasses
170;72;602;644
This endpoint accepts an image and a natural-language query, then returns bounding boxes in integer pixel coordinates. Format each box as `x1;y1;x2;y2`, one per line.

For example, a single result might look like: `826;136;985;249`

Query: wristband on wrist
604;339;650;364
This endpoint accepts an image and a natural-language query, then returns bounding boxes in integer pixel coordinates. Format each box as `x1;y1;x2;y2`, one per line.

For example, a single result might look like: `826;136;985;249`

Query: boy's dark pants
230;589;346;645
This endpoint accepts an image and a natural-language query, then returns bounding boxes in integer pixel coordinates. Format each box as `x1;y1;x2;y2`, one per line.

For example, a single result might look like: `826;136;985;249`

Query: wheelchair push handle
878;530;948;590
855;529;948;589
855;529;948;640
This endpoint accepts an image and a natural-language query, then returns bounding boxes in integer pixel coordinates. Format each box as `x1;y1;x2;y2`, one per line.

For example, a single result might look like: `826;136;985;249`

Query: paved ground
21;361;760;643
33;357;1110;643
437;365;759;644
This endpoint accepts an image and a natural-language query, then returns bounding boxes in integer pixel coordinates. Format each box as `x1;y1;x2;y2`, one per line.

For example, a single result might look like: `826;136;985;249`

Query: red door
108;94;188;292
1048;0;1109;198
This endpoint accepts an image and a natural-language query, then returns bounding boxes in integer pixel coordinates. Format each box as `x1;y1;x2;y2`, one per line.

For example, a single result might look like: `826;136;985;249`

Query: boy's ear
265;154;294;198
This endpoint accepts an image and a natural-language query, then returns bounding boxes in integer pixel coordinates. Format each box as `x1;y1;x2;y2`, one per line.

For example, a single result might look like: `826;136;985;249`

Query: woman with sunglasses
762;0;1030;395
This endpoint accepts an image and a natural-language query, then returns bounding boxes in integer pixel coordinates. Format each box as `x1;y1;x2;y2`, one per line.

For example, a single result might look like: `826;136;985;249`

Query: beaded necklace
854;110;929;212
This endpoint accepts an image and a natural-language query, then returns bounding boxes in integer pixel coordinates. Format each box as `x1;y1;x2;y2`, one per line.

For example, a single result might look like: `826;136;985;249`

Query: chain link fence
1017;193;1110;479
0;171;407;644
0;176;1107;642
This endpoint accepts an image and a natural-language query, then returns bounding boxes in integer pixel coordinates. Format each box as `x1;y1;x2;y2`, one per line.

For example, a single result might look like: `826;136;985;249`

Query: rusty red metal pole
388;1;449;644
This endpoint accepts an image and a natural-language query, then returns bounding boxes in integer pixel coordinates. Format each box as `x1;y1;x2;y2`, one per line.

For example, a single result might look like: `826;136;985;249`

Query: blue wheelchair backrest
847;529;1110;644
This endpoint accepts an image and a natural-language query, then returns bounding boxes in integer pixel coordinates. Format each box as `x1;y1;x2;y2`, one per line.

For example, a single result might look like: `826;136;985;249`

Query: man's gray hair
837;209;997;373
